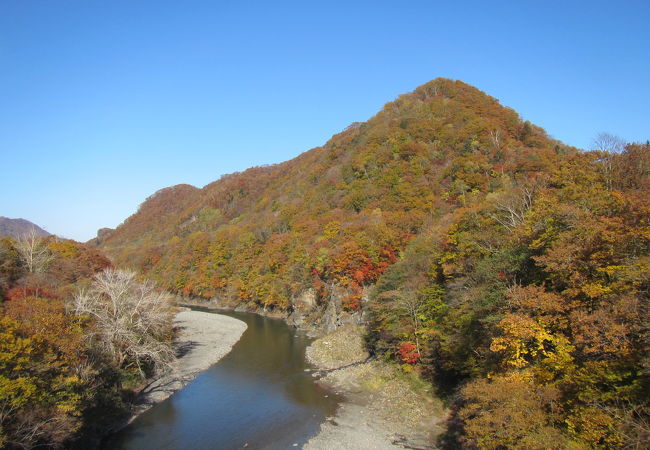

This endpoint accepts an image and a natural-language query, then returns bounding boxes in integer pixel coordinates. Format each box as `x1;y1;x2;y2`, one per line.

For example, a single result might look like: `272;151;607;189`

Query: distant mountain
0;217;50;238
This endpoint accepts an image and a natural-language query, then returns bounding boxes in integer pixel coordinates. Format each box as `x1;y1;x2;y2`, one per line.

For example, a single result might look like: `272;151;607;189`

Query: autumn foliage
0;236;175;448
370;145;650;447
93;78;649;447
399;341;420;364
99;79;568;312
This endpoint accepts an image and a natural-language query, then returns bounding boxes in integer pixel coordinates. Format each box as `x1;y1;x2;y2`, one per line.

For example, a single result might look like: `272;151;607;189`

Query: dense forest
100;79;574;309
98;78;649;448
0;233;175;448
5;78;645;448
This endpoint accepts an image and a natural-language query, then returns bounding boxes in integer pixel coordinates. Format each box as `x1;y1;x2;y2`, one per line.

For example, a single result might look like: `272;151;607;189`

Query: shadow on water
104;309;341;450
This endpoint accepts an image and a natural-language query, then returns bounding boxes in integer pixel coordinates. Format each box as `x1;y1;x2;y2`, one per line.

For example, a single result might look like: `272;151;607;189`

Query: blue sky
1;0;648;241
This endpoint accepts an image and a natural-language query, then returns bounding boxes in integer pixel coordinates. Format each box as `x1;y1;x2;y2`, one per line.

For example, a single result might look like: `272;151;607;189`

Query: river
105;309;341;449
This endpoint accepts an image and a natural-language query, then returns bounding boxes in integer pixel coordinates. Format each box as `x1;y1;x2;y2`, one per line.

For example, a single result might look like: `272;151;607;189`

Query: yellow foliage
565;406;623;448
490;313;574;374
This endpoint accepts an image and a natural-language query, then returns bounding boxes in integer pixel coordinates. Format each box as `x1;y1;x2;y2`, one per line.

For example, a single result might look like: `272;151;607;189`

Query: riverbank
304;325;447;449
174;300;448;448
132;309;247;417
105;309;340;450
178;292;363;338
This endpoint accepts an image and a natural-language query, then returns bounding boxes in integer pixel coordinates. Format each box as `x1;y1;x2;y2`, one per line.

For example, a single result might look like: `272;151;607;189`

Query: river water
106;309;340;449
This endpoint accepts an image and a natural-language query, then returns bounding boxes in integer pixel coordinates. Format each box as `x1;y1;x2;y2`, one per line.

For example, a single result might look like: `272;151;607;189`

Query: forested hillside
100;78;570;307
98;78;649;447
0;234;175;448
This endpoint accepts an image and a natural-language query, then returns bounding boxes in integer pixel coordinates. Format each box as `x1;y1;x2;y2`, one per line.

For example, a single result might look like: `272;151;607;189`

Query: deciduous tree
15;228;53;274
72;269;174;377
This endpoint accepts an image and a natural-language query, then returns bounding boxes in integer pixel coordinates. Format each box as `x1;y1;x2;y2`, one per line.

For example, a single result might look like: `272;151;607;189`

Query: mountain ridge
98;77;573;305
0;216;50;238
96;77;649;447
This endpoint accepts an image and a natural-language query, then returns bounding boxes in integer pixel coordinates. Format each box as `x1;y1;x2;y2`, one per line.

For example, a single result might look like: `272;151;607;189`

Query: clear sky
1;0;648;241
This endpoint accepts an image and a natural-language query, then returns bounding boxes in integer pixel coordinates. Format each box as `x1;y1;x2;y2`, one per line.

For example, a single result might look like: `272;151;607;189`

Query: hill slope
0;217;50;238
99;77;649;447
100;78;569;307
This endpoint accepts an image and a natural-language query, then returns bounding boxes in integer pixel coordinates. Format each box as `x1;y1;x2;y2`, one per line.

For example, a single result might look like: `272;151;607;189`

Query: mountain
98;77;649;447
99;78;570;306
0;216;50;238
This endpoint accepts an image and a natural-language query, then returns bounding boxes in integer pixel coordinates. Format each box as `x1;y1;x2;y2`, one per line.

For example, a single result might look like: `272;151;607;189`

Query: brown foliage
458;374;569;449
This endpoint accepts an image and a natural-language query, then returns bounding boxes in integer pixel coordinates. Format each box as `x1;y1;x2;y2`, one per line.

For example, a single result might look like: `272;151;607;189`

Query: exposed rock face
322;285;365;332
0;217;50;238
87;227;115;246
297;288;317;309
287;289;317;327
97;227;114;240
322;286;344;332
286;285;364;336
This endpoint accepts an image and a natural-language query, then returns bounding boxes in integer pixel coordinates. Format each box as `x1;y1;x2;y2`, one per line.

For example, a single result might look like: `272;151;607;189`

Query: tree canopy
95;77;649;447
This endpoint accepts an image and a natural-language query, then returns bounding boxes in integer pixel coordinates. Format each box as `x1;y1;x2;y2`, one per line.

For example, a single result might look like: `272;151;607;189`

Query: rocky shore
304;325;447;449
172;299;448;448
179;286;365;338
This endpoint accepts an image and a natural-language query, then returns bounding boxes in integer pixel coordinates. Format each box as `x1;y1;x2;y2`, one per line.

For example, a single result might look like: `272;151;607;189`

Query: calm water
105;309;340;450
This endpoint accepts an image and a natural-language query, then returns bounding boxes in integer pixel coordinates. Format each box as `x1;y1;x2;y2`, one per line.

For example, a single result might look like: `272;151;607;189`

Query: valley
1;78;648;449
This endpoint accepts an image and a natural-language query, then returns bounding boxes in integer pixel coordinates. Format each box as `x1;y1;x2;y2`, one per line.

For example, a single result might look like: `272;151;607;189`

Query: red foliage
399;341;420;364
5;284;58;302
352;269;366;285
342;290;362;311
330;243;398;288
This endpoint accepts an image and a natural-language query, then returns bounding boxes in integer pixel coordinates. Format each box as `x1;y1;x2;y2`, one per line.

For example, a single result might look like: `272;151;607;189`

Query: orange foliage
5;284;58;301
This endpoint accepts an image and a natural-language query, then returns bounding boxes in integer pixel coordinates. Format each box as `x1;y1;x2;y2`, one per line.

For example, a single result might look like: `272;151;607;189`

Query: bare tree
489;129;502;150
592;132;626;190
72;268;175;376
490;184;537;232
592;132;625;153
15;228;53;274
